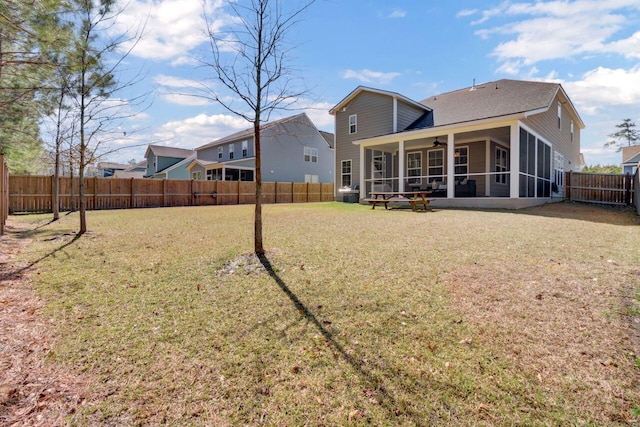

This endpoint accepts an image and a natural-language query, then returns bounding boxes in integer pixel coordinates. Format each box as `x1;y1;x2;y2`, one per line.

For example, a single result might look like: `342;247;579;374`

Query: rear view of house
187;113;334;183
331;79;585;208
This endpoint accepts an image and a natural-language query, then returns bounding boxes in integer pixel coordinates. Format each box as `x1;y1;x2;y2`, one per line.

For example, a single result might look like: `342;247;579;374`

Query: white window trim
349;114;357;135
454;146;469;179
341;159;352;188
557;102;562;130
427;148;444;181
304;147;318;163
242;140;248;157
229;144;234;159
406;151;422;184
570;120;574;143
218;146;223;159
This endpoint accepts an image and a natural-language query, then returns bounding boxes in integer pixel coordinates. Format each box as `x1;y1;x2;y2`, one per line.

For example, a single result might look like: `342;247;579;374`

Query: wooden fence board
0;154;8;234
565;171;635;206
8;176;334;213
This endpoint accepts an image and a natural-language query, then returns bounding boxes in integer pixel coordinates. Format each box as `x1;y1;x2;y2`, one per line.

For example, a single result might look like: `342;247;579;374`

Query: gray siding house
331;79;585;209
144;145;195;179
187;113;334;183
622;146;640;175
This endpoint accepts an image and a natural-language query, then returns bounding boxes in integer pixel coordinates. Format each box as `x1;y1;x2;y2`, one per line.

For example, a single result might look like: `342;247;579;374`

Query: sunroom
356;120;555;209
186;159;255;181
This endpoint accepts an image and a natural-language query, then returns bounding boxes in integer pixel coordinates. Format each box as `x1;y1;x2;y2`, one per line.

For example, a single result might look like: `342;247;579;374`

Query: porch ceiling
369;126;511;152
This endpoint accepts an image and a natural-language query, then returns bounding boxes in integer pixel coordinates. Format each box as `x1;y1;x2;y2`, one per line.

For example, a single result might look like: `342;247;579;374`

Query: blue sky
105;0;640;167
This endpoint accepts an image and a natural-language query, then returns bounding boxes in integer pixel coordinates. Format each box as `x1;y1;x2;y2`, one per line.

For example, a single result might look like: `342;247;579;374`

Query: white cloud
456;9;478;18
341;69;402;85
562;65;640;115
160;93;211;106
388;9;407;19
108;0;231;63
155;113;249;148
154;74;202;89
471;1;640;73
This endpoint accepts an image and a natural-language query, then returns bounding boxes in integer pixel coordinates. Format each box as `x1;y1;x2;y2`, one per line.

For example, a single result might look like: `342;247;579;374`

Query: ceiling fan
433;137;446;147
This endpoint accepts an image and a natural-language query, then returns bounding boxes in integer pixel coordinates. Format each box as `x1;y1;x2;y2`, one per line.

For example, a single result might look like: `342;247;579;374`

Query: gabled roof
185;158;218;171
329;86;430;115
622;146;640;164
419;79;585;129
155;154;196;175
145;145;195;159
196;113;318;151
319;130;335;149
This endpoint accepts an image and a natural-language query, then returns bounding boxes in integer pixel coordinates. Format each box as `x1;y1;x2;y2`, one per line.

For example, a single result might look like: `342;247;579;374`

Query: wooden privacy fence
8;176;335;214
565;171;635;206
0;154;8;234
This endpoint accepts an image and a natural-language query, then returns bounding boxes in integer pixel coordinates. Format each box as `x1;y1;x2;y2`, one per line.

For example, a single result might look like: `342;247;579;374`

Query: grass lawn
7;202;640;425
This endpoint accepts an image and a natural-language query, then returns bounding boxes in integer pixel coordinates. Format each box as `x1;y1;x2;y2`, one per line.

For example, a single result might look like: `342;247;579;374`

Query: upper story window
242;140;248;157
218;147;223;159
304;147;318;163
349;114;357;134
229;144;234;159
557;102;562;129
570;120;574;143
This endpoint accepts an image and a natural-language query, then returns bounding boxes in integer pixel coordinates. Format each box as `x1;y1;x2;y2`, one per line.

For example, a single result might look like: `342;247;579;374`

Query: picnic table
365;191;435;212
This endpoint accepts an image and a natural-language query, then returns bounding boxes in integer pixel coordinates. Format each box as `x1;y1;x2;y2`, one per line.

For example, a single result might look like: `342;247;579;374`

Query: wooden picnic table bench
365;191;435;212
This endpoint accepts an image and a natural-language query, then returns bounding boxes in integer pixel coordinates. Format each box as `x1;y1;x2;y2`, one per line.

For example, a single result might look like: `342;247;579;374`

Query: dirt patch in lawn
0;220;93;426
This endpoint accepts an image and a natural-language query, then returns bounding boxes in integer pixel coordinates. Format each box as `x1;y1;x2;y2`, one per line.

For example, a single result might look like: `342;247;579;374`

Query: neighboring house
622;146;640;175
113;160;147;179
187;113;334;183
144;145;195;179
86;162;130;177
330;79;585;208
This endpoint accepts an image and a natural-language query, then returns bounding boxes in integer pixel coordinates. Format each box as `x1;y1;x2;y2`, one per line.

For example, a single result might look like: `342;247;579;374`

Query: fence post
162;179;167;207
274;181;278;204
624;173;632;206
93;176;98;210
565;171;571;201
130;177;135;208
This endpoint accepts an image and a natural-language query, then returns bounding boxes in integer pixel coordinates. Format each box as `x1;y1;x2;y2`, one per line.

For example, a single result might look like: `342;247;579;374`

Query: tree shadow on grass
0;232;80;283
257;253;424;423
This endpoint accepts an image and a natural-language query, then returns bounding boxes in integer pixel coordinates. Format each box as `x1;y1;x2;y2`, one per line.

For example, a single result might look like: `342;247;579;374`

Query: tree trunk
254;119;263;255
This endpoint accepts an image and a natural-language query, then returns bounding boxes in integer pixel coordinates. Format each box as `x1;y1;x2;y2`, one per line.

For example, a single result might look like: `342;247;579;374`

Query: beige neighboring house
331;79;585;208
622;146;640;175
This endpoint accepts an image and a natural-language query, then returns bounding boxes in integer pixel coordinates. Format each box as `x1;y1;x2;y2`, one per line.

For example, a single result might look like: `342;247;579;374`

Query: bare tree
202;0;315;255
64;0;147;234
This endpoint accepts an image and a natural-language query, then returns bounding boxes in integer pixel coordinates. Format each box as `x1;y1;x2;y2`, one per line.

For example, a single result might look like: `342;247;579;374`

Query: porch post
510;123;520;198
359;144;365;199
222;166;226;181
398;140;405;192
446;133;455;198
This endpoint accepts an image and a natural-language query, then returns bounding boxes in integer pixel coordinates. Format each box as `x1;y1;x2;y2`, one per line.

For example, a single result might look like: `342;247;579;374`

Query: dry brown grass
1;202;639;425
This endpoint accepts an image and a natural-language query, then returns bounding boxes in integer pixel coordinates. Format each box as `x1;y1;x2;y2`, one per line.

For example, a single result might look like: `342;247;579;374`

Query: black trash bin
340;185;359;203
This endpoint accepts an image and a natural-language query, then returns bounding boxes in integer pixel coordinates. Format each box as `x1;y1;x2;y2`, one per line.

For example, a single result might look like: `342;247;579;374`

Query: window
304;147;318;163
554;151;565;188
207;169;222;180
454;146;468;178
349;114;357;134
192;171;202;180
427;149;444;180
218;147;223;159
495;147;508;184
229;144;234;159
242;140;248;157
341;160;352;187
557;102;562;129
304;174;319;183
570;120;574;143
407;152;422;184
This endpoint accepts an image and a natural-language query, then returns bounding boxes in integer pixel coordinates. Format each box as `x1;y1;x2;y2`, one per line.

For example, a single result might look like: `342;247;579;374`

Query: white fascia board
352;114;525;147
